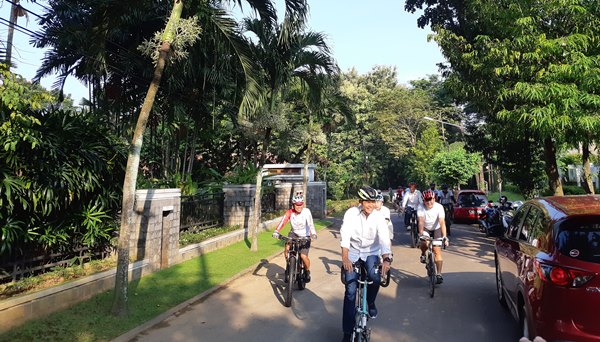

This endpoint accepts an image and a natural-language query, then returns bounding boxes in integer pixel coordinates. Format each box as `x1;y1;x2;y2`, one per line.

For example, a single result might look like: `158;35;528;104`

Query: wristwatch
383;256;393;264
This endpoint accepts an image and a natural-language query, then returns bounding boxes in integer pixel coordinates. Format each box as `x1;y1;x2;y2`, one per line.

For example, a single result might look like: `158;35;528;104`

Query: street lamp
423;116;465;131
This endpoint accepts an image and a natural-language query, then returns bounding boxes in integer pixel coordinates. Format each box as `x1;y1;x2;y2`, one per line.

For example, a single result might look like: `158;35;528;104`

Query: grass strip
0;219;332;342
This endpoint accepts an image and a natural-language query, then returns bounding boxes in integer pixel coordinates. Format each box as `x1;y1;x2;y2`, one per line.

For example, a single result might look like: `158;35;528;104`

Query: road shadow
251;258;287;307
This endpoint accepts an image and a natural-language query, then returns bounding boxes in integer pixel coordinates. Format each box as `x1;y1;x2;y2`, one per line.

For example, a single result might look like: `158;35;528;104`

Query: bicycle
419;234;446;298
279;235;311;307
341;259;391;342
441;203;453;236
405;206;419;248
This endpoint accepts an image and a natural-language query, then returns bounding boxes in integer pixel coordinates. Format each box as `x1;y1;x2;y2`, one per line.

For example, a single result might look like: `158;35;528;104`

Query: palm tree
239;6;338;250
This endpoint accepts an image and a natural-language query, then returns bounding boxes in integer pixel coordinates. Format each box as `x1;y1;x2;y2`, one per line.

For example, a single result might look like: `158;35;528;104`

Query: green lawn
487;191;525;202
0;219;332;342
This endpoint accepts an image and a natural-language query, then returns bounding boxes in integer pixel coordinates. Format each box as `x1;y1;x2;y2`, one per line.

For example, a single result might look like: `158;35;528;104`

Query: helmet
292;194;304;205
499;195;508;204
375;190;384;202
441;183;448;190
430;182;436;187
358;186;378;201
422;189;436;201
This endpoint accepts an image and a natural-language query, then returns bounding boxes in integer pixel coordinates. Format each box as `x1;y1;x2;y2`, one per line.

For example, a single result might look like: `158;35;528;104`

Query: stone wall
130;189;181;271
222;182;326;228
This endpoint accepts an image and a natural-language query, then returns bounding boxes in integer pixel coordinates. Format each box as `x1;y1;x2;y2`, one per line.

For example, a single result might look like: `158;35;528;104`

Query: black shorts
425;229;443;239
288;231;311;255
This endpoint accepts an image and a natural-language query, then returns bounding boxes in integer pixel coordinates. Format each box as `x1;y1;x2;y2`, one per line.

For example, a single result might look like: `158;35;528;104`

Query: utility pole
5;0;20;68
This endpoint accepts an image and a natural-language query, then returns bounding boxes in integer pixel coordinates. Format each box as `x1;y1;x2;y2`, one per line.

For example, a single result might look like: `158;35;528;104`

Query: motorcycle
479;203;504;237
479;200;523;237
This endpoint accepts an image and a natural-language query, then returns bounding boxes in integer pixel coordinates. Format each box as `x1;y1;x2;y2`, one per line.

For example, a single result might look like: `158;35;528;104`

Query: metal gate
180;192;224;233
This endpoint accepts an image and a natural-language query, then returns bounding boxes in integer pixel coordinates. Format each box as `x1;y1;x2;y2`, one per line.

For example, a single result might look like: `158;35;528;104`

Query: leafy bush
326;199;358;217
1;71;126;261
179;225;241;247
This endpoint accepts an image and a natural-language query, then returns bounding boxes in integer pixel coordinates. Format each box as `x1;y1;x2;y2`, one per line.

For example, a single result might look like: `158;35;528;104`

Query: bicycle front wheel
410;224;418;248
284;256;296;307
427;254;436;298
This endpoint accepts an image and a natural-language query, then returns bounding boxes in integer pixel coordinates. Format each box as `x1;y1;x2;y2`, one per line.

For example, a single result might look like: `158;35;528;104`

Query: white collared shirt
402;189;423;209
340;205;392;262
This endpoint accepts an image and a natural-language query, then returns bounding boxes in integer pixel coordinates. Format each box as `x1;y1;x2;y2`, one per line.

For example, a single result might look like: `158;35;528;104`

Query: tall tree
240;1;337;251
406;0;600;195
112;0;192;317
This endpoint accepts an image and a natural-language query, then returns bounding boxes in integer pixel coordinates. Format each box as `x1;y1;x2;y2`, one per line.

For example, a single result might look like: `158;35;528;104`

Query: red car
453;190;488;223
495;195;600;341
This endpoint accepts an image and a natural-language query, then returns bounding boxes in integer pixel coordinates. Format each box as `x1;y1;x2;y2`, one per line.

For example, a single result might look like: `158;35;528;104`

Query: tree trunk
543;137;564;196
582;143;595;194
250;127;272;251
111;0;182;317
302;113;312;197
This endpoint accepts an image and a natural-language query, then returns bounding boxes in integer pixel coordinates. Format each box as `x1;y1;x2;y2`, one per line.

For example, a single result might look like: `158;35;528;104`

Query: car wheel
495;256;508;308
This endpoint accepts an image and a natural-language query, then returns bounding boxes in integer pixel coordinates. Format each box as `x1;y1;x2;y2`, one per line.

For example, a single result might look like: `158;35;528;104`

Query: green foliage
542;184;588;196
179;225;241;247
326;199;359;217
1;75;126;258
223;163;261;184
431;147;481;188
408;125;444;186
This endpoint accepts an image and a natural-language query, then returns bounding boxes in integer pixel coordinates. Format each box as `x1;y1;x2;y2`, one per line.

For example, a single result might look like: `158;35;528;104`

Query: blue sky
1;0;444;104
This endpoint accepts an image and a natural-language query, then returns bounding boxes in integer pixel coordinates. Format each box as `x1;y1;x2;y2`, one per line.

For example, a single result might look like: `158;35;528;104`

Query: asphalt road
125;210;522;342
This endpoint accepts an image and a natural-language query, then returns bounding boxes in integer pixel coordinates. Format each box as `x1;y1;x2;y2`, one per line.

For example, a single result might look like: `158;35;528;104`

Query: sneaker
342;333;352;342
368;302;377;318
420;255;426;264
305;270;311;283
436;274;444;284
406;225;411;231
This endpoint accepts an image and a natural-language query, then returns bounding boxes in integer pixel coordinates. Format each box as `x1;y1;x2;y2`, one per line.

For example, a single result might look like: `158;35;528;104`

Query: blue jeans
342;255;381;334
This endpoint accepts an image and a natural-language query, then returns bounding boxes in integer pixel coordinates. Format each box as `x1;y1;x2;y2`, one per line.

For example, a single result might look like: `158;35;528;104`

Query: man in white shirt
418;189;449;284
375;190;393;241
401;182;422;230
340;186;392;342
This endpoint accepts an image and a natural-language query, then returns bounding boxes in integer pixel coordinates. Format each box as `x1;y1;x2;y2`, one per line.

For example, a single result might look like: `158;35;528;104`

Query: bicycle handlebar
418;236;447;249
278;236;311;243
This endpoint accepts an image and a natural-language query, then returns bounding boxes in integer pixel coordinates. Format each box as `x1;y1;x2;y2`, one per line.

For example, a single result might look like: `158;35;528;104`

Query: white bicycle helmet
376;190;384;202
292;194;304;205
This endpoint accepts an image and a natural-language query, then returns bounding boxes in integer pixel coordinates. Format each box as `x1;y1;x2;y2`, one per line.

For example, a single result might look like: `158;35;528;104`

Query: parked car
453;190;488;223
495;195;600;341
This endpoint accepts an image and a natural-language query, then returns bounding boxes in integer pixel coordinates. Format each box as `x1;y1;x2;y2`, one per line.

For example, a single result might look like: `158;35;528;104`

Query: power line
4;0;45;21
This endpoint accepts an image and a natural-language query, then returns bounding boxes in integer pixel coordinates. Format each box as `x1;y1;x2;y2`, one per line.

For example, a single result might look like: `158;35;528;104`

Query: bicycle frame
406;207;419;248
279;235;311;307
420;235;445;298
353;260;372;342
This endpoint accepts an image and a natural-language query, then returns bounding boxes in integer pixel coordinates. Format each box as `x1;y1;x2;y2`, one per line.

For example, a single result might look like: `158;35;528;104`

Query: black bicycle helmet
358;186;378;201
499;195;508;204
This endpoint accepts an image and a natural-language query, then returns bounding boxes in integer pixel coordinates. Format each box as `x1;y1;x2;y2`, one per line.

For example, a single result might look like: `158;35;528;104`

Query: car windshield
458;193;488;207
555;216;600;264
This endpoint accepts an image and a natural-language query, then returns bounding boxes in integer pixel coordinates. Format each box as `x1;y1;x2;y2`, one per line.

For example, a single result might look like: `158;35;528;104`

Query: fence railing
180;192;225;233
0;246;113;284
261;191;276;213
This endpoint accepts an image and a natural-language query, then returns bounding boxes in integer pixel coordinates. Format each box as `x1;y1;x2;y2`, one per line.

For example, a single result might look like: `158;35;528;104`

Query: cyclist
438;183;456;215
272;192;317;283
401;182;422;231
429;182;441;201
340;186;392;342
418;189;449;284
375;190;394;241
394;185;404;208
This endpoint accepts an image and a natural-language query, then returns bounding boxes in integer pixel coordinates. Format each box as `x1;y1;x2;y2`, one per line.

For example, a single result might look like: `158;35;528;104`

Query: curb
112;249;284;342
